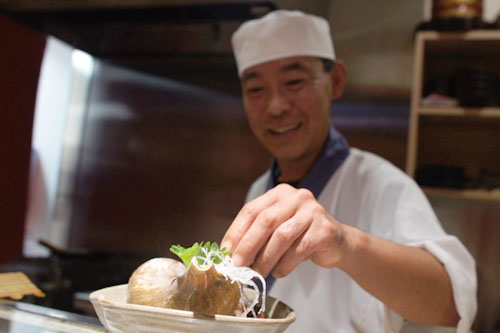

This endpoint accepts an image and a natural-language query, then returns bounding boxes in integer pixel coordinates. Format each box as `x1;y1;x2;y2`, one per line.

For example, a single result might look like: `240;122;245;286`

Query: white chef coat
246;148;477;333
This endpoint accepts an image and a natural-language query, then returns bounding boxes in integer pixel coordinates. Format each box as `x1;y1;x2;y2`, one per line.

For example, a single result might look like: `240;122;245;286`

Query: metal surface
56;59;271;254
0;299;105;332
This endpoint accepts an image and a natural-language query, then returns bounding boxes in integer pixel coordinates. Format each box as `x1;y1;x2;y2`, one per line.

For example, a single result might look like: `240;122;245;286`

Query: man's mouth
268;123;301;135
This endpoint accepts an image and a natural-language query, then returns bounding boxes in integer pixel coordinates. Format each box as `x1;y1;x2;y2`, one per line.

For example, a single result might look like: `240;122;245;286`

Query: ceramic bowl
89;284;295;333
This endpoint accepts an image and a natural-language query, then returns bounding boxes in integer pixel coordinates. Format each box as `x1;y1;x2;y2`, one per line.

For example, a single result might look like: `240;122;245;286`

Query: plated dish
89;284;296;333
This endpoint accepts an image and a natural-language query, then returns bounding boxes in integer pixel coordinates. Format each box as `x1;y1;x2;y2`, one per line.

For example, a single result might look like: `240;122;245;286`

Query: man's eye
246;87;263;95
286;79;305;88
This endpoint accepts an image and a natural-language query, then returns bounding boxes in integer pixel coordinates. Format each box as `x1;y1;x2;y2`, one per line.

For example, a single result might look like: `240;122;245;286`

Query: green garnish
170;242;231;268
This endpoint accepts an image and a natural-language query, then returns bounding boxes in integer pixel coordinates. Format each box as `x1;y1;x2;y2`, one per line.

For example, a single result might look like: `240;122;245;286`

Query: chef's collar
262;125;350;291
265;125;350;197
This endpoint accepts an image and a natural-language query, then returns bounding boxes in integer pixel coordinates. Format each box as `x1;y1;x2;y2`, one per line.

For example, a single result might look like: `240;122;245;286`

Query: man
221;10;476;332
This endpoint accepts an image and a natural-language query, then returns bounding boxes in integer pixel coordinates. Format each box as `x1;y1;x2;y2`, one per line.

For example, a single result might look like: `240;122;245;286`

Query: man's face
241;56;333;163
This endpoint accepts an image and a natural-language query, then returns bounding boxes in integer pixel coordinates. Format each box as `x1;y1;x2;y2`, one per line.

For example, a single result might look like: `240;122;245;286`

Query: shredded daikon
196;247;266;317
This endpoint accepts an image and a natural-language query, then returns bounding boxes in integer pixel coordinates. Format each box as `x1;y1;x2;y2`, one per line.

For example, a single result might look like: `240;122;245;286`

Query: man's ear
330;60;347;101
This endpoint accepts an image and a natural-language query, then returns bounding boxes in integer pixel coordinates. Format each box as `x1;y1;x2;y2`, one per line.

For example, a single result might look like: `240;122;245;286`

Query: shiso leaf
170;242;231;267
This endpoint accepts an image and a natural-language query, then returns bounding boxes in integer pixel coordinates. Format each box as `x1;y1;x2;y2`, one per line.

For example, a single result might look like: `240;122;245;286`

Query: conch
127;257;240;315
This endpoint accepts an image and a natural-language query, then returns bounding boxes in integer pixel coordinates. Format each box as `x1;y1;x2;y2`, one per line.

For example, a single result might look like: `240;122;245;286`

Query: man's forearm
338;225;459;326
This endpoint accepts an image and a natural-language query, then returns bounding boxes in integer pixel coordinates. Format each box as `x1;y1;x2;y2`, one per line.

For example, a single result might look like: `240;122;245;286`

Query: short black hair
321;58;334;72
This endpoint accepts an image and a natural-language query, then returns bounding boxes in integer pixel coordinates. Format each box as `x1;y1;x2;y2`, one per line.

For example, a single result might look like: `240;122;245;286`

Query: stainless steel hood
0;0;277;94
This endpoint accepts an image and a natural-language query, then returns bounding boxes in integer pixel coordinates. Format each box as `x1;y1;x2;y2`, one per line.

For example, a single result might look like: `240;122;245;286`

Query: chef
221;10;477;332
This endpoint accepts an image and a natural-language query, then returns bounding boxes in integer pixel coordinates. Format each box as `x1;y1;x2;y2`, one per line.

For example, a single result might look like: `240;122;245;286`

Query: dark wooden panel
0;14;46;264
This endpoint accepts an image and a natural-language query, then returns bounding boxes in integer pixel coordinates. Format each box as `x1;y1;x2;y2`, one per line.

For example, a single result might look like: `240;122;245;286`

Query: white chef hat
231;10;336;77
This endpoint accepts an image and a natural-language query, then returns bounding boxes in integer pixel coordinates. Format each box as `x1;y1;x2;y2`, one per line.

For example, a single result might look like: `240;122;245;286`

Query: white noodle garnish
196;247;266;317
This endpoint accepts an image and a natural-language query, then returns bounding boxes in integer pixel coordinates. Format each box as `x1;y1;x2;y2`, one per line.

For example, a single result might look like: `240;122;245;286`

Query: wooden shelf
417;30;500;41
406;30;500;184
423;187;500;202
418;107;500;118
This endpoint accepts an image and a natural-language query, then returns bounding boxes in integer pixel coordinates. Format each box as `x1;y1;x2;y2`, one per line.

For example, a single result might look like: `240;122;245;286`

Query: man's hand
221;183;460;326
221;183;353;278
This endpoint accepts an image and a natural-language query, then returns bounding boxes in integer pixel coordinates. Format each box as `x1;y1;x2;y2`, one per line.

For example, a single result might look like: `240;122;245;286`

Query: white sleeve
409;237;477;333
392;188;477;332
331;151;477;332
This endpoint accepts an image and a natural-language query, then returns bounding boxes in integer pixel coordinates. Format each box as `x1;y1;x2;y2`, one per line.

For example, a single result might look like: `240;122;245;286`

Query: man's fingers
222;184;316;271
272;231;315;278
221;194;275;253
232;198;296;267
269;229;312;277
273;213;341;277
252;212;312;277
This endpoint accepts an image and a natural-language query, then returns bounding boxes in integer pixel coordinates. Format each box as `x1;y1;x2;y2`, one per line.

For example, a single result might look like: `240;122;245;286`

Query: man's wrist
337;224;367;275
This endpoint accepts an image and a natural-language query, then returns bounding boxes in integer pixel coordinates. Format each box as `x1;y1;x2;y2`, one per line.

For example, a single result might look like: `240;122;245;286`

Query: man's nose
267;88;290;116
